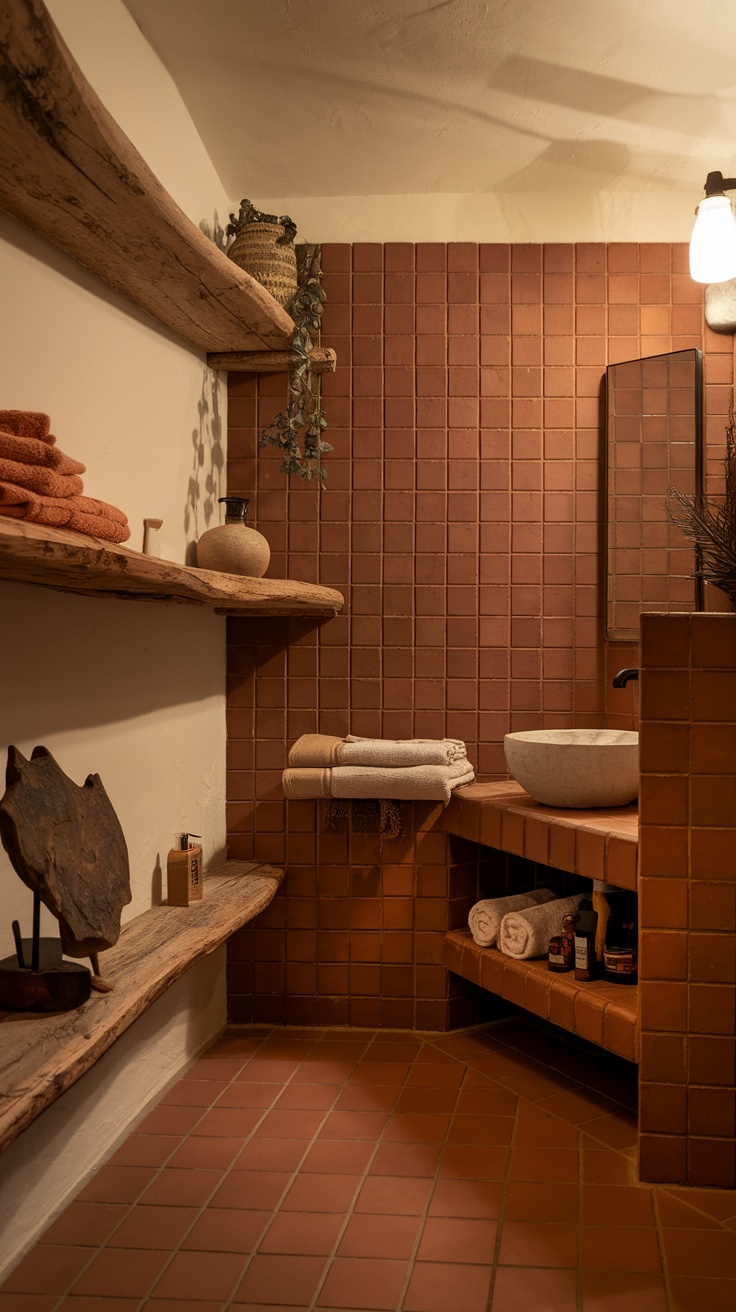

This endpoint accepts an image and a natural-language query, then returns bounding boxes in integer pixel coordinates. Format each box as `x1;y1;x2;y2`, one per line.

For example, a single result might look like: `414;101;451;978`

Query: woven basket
227;220;297;307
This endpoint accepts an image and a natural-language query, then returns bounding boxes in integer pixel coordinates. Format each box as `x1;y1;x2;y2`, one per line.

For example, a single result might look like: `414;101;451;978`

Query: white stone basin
503;729;639;809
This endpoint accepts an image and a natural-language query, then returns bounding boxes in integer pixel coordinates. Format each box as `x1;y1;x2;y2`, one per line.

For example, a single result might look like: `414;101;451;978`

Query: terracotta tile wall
226;242;734;1030
639;612;736;1189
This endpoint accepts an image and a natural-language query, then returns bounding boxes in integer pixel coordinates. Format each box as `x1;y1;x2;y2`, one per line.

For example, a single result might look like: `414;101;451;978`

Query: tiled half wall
226;242;735;1031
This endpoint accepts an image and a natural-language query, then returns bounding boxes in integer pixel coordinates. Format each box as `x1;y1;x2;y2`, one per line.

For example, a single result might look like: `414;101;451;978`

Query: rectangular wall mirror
605;348;703;642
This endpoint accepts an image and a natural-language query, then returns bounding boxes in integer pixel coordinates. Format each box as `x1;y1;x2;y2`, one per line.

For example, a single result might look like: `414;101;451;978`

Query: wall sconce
691;171;736;332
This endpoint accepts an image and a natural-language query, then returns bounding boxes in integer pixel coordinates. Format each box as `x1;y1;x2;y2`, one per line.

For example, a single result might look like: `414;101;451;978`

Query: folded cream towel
287;733;470;769
498;894;585;961
468;889;556;948
282;759;474;804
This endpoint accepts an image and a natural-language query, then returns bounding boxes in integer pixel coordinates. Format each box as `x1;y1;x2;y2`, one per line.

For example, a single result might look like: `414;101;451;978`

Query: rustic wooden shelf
0;0;295;356
0;519;344;616
0;860;284;1151
443;782;638;890
208;347;337;374
444;929;638;1063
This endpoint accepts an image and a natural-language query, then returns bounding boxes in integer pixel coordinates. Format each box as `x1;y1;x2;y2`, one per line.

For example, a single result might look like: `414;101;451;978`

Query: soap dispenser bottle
167;833;203;906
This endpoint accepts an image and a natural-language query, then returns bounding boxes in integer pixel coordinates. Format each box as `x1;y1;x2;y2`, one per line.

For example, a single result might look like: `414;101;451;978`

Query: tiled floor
2;1019;736;1311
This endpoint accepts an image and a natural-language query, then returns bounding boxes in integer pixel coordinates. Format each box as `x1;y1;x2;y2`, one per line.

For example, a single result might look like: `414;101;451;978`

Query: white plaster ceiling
122;0;736;229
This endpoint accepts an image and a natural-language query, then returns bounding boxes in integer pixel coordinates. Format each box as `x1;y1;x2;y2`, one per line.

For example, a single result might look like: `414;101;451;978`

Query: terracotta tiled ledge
443;781;638;890
444;929;638;1063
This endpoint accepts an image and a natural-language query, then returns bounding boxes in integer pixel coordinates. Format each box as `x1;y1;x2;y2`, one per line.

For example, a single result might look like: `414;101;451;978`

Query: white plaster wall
0;0;235;1271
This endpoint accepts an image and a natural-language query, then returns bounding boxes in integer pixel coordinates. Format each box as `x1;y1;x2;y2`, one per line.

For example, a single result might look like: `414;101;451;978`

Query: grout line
576;1127;584;1312
652;1188;675;1312
482;1078;521;1311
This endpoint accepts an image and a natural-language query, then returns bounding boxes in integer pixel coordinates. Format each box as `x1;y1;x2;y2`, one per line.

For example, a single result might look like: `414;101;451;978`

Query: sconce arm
704;171;736;196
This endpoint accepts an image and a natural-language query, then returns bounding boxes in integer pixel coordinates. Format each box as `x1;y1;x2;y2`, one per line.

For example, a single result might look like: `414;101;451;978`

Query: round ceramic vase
196;498;270;578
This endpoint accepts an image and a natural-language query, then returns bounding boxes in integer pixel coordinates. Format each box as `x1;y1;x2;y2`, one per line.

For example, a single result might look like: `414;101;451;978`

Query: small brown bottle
167;833;203;906
548;913;575;973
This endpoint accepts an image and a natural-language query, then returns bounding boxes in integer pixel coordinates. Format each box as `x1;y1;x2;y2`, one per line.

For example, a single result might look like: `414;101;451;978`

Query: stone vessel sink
503;729;639;809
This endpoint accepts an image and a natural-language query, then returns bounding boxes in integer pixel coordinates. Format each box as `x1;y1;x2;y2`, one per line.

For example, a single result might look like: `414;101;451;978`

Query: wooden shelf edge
208;347;337;375
0;519;344;616
0;860;284;1153
0;0;295;355
444;929;638;1063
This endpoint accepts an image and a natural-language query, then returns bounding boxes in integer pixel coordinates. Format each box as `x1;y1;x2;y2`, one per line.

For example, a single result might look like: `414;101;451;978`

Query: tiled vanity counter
440;781;639;1064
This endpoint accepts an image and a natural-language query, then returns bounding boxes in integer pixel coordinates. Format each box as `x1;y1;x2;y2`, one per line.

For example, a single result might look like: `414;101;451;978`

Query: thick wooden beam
0;519;344;616
207;347;338;374
0;0;294;353
0;861;284;1150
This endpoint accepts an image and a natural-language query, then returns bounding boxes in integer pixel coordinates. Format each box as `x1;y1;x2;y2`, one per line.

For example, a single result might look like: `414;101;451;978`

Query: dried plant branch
666;404;736;605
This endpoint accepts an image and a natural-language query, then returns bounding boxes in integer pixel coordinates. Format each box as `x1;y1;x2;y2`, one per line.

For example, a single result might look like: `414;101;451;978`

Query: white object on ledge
142;518;163;557
503;728;639;809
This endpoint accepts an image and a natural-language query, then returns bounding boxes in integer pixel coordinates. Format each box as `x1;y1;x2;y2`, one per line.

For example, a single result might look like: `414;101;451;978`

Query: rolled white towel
468;889;556;948
498;894;585;961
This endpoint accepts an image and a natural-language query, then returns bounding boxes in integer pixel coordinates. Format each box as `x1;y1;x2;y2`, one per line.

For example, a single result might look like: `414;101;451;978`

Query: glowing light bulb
690;194;736;283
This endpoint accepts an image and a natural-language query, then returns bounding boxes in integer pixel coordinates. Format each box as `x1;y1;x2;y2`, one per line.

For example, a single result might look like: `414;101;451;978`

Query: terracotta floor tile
40;1201;127;1247
405;1063;465;1088
446;1114;515;1145
257;1107;326;1139
70;1248;169;1298
136;1106;203;1137
455;1087;518;1116
582;1184;656;1227
237;1059;304;1083
317;1109;389;1140
234;1137;307;1172
582;1225;662;1273
209;1168;291;1210
334;1085;400;1112
490;1265;577;1311
106;1204;199;1250
509;1146;579;1183
370;1142;442;1177
428;1178;504;1219
234;1253;327;1306
57;1298;139;1311
661;1228;736;1278
580;1271;669;1312
580;1138;636;1185
166;1134;244;1169
316;1255;409;1309
76;1165;157;1204
141;1301;223;1312
276;1083;341;1111
584;1109;639;1153
403;1260;492;1312
0;1296;60;1312
353;1175;434;1216
655;1192;723;1229
384;1112;450;1143
2;1248;95;1296
439;1144;509;1180
138;1167;223;1208
514;1114;579;1149
259;1210;344;1256
350;1062;411;1086
186;1055;249;1082
191;1107;263;1138
215;1082;283;1109
281;1173;362;1213
337;1212;421;1259
107;1135;179;1167
497;1220;578;1268
416;1215;497;1264
505;1182;579;1224
182;1208;271;1253
395;1088;458;1114
664;1187;736;1225
301;1139;375;1174
160;1079;225;1107
292;1061;353;1084
668;1276;736;1311
150;1249;245;1301
538;1089;618;1124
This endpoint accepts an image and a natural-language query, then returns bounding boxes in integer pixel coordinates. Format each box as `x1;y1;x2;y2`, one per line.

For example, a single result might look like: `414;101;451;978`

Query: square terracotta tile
181;1208;271;1253
315;1256;409;1309
488;1265;576;1312
259;1211;344;1256
416;1215;497;1263
337;1212;421;1259
70;1248;169;1298
403;1261;493;1312
497;1220;578;1268
150;1250;246;1301
233;1253;327;1306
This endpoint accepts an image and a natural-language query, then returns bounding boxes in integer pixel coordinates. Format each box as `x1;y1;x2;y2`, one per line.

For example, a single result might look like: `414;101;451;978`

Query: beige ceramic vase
196;498;270;578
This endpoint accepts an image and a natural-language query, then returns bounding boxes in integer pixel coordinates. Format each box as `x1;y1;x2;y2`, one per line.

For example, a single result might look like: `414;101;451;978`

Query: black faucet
612;667;639;688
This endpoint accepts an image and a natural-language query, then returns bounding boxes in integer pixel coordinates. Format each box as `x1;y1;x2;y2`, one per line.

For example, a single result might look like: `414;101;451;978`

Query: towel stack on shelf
0;410;130;543
468;890;586;960
283;734;475;805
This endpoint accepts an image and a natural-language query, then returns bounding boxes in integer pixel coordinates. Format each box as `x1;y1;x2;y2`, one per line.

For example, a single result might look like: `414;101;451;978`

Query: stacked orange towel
0;411;130;544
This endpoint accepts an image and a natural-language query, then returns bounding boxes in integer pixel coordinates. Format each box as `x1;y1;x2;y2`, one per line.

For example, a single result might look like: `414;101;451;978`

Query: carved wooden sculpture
0;746;131;995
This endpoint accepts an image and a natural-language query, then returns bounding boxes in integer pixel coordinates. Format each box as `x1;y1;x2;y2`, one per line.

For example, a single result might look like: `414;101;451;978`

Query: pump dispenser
166;832;203;906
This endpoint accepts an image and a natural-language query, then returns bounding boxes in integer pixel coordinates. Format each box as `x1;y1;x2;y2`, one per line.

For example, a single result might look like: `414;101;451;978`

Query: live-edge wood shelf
0;0;301;364
0;519;344;616
0;860;283;1152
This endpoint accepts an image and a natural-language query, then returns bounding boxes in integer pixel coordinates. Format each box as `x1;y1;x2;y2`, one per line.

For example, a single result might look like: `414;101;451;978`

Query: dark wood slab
0;0;295;353
0;860;283;1150
0;746;131;957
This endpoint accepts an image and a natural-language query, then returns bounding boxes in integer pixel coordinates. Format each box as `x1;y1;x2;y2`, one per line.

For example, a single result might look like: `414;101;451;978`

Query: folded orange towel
0;456;84;498
0;411;53;443
0;484;130;543
0;429;85;476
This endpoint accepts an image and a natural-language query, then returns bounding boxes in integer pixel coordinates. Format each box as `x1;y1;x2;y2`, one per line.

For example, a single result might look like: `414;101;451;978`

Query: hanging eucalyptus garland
259;243;332;483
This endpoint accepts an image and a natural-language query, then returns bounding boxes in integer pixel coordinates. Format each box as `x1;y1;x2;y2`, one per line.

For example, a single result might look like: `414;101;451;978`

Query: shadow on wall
184;367;225;565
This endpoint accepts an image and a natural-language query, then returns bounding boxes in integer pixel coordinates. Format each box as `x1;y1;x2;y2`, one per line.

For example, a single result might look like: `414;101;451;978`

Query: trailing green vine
259;243;332;483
